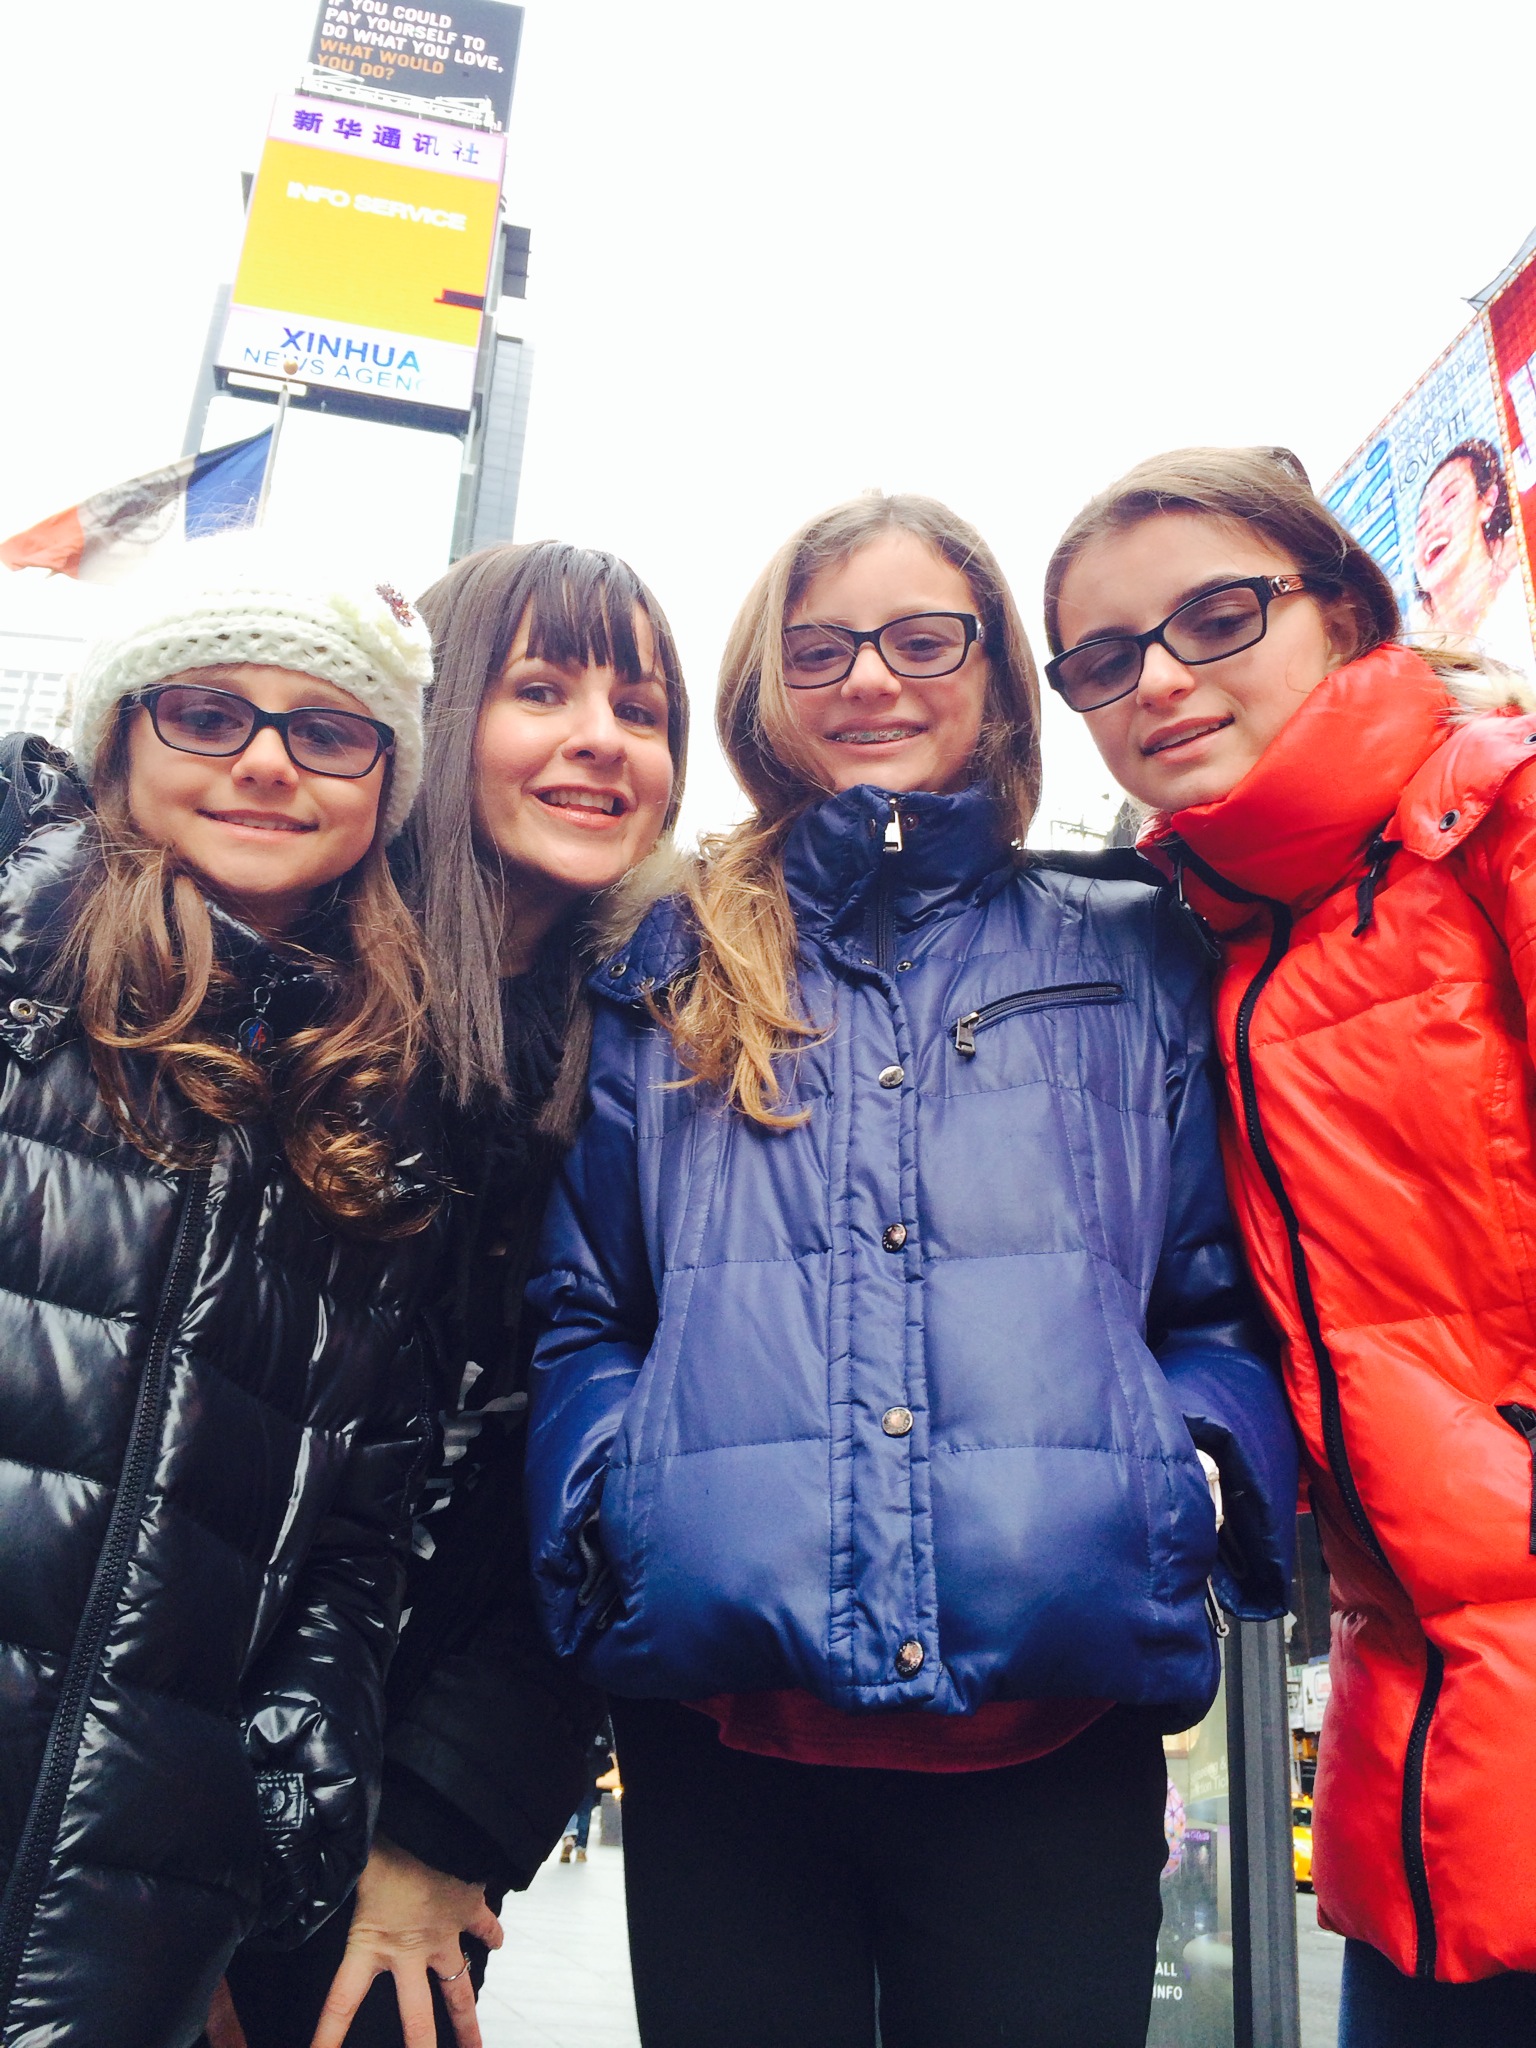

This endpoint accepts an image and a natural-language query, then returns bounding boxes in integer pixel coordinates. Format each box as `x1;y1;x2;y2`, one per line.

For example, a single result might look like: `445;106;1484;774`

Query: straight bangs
521;547;658;688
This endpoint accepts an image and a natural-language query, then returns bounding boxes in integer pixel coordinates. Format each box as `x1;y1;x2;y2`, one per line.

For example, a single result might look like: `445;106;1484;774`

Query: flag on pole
0;433;273;583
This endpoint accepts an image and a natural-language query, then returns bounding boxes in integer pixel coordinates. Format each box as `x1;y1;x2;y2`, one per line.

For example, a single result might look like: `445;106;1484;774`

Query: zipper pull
953;1011;980;1057
1205;1580;1231;1640
883;797;904;853
1352;829;1401;938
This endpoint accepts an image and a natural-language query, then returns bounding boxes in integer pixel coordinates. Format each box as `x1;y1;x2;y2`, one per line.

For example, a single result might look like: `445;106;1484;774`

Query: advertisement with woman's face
1325;322;1536;676
1488;247;1536;655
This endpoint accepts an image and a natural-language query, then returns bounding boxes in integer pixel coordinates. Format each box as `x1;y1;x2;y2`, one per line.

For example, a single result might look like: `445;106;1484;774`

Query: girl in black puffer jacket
0;549;440;2048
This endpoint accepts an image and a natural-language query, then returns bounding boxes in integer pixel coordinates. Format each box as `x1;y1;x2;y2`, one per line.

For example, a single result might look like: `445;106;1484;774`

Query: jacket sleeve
239;1324;432;1949
378;1417;606;1894
524;1003;658;1659
1145;889;1298;1620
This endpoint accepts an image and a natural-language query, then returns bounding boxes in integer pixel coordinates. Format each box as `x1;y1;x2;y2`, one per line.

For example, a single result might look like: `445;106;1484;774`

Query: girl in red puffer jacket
1047;444;1536;2046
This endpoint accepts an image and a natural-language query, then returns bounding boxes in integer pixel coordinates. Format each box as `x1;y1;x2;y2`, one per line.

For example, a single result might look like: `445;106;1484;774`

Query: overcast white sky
4;0;1536;843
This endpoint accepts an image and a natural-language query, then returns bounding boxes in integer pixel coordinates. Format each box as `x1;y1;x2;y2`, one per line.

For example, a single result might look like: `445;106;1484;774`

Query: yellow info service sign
217;94;507;414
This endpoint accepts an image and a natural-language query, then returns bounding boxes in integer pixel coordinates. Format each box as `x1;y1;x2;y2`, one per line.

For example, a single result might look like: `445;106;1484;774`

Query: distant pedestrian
524;492;1298;2047
1048;444;1536;2044
0;545;439;2048
561;1724;617;1863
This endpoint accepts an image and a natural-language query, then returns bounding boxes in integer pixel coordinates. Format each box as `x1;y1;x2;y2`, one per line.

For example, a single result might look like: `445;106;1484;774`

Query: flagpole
255;358;303;527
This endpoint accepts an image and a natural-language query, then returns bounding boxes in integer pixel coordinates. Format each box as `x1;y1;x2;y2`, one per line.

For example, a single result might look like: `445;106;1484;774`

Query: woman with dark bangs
226;541;689;2048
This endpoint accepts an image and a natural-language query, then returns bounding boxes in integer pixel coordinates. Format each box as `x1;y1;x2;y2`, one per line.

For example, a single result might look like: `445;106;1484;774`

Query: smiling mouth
831;727;925;745
1142;717;1233;758
535;787;628;817
200;810;315;833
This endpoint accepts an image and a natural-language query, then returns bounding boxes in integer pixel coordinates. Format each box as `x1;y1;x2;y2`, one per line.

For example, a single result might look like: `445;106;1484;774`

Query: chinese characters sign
216;94;506;415
1326;259;1536;678
309;1;523;130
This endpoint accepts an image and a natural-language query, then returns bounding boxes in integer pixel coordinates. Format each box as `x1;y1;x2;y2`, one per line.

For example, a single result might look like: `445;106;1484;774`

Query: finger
395;1965;440;2048
309;1954;378;2048
439;1968;484;2048
467;1901;504;1949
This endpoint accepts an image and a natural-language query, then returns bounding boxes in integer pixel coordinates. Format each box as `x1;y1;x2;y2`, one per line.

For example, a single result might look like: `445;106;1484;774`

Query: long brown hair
59;711;431;1238
1042;445;1401;661
408;541;689;1109
665;491;1042;1130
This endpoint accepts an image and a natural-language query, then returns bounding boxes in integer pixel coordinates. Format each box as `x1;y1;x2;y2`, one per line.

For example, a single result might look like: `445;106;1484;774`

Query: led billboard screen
1324;320;1536;676
309;1;523;129
1486;248;1536;636
216;94;506;416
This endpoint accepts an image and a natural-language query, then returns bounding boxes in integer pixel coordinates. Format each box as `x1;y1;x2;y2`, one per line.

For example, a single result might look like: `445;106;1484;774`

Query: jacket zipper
1402;1643;1445;1979
873;797;902;973
951;982;1124;1056
0;1166;211;2012
1497;1403;1536;1552
1177;836;1441;1974
1232;907;1390;1579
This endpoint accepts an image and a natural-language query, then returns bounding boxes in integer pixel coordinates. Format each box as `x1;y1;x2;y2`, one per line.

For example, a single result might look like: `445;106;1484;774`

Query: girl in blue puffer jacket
524;493;1297;2048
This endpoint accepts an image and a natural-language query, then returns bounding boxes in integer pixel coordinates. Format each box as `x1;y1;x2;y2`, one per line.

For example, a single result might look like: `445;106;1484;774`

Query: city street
480;1833;1346;2048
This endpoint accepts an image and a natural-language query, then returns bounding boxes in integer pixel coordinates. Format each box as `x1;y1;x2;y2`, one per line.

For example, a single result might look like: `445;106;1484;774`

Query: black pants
1339;1939;1536;2047
610;1697;1169;2048
224;1902;493;2048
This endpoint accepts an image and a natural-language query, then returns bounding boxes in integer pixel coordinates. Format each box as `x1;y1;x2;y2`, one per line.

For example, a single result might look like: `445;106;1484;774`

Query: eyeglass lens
1056;584;1269;709
151;685;385;777
783;613;972;687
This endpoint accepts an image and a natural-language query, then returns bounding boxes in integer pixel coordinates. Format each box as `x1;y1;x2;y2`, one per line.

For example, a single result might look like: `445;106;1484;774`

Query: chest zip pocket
951;982;1125;1057
1497;1404;1536;1553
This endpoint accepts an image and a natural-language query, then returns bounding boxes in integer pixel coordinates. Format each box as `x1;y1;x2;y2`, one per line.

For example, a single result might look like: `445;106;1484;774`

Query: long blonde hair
664;492;1042;1129
57;709;432;1238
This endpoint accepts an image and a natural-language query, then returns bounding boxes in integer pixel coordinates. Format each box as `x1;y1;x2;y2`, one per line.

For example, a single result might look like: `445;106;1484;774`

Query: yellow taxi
1293;1799;1313;1890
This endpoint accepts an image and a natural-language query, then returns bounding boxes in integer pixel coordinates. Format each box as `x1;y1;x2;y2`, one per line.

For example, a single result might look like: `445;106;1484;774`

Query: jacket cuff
377;1764;507;1889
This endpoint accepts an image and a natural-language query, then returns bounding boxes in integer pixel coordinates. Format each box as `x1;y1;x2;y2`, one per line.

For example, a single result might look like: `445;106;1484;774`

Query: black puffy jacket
0;747;435;2048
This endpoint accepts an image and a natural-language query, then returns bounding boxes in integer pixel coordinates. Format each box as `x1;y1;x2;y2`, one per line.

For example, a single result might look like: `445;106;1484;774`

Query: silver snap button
895;1639;924;1677
878;1065;904;1089
882;1406;914;1437
608;960;628;978
881;1223;908;1253
8;998;37;1023
1439;811;1459;832
896;960;914;973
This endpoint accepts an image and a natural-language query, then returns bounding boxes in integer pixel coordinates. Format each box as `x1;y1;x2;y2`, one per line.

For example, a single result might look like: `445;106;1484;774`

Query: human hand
205;1977;249;2048
1197;1449;1224;1531
309;1835;503;2048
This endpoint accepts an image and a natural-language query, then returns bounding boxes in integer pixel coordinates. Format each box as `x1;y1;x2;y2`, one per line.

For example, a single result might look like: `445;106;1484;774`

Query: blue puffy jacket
525;784;1296;1726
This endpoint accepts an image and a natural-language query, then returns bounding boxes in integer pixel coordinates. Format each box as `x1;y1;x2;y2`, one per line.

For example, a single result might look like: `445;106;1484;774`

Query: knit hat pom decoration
71;537;434;840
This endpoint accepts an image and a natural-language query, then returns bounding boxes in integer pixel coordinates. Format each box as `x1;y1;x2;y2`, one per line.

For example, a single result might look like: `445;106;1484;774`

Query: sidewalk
477;1837;639;2048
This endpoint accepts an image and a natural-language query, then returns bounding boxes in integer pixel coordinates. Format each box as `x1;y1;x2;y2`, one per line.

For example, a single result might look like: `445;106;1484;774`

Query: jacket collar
781;783;1014;944
1141;644;1454;915
596;784;1015;1004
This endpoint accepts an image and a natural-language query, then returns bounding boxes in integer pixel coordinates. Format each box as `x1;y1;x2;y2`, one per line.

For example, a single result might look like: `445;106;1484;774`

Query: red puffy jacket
1144;643;1536;1984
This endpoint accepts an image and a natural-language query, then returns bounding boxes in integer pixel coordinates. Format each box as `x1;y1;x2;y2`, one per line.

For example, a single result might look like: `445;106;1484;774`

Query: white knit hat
71;538;434;840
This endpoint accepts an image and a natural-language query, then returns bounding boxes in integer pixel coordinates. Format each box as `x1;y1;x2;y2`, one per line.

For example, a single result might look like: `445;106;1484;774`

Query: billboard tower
203;2;530;555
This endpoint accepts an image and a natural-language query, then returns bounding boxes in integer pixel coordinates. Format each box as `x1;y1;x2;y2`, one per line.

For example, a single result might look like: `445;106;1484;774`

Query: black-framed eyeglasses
133;683;395;778
782;611;984;689
1045;575;1309;713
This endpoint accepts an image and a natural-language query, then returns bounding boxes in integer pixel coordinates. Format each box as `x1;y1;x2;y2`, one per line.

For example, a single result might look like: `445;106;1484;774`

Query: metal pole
255;360;301;527
1226;1618;1302;2048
